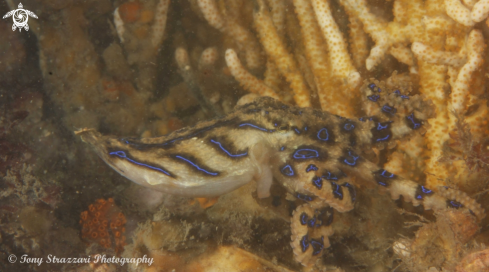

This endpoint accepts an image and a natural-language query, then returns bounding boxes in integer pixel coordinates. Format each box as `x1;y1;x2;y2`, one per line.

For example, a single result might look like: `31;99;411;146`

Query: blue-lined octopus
76;82;484;269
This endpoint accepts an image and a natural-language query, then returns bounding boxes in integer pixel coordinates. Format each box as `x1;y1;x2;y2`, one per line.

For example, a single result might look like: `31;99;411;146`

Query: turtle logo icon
3;3;38;32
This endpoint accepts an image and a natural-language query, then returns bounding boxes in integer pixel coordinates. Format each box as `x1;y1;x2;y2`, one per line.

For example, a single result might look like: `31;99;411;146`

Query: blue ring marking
274;123;278;127
264;111;269;114
109;151;173;177
331;181;343;200
310;237;324;256
343;123;355;131
378;181;388;187
368;83;376;90
300;235;309;252
377;122;389;130
448;200;463;209
317;128;329;141
306;164;318;172
308;217;316;228
300;213;308;225
322;171;338;180
238;123;269;132
210;139;248;158
304;126;308;131
293;148;320;160
406;113;421;129
376;134;390;142
393;90;400;95
312;176;322;189
367;95;380;102
174;155;219;176
382;104;397;115
296;193;313;202
280;146;285;151
343;183;356;202
298;110;302;115
343;150;360;166
281;164;295;176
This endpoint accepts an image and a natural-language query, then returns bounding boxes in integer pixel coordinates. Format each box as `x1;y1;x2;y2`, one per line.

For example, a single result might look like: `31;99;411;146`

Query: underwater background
1;0;489;271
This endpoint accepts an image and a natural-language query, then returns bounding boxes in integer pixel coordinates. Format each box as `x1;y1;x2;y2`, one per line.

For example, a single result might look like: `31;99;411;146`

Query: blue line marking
393;90;409;99
293;148;319;159
449;200;463;209
317;128;329;141
421;186;432;194
110;151;127;158
300;235;309;252
377;122;389;130
174;155;219;176
312;176;322;189
294;127;301;134
210;139;248;158
308;217;316;228
368;83;377;91
322;171;338;180
382;104;397;114
109;151;172;177
238;123;269;132
310;237;324;255
300;213;308;225
296;193;313;201
331;181;343;200
380;170;395;178
376;135;390;141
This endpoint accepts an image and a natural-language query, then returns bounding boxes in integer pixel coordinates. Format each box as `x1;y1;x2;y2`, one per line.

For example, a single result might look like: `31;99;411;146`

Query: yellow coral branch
254;0;311;107
225;49;281;100
311;0;360;89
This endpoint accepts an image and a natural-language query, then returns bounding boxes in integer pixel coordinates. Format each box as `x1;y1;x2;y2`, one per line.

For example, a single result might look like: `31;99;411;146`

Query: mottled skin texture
76;83;484;268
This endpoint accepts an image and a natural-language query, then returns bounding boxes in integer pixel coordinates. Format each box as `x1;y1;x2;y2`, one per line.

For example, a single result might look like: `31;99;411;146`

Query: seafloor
1;0;489;271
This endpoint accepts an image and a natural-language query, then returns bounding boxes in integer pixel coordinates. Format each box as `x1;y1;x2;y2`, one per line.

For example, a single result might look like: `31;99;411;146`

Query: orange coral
80;198;127;254
119;2;142;23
